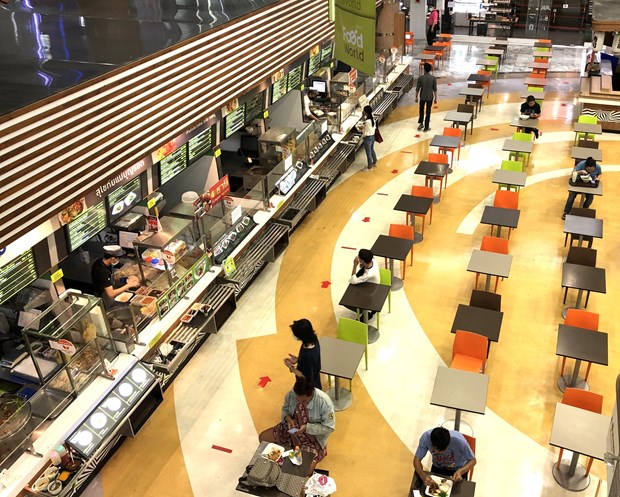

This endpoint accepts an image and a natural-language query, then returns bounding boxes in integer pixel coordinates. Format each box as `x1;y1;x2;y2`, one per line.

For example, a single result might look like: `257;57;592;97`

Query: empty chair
431;43;445;66
375;268;391;331
457;103;475;116
564;207;596;249
441;127;462;166
477;70;492;98
337;317;369;372
475;236;509;292
389;224;414;279
556;388;603;477
538;38;552;43
451;330;488;373
561;309;600;381
427;152;450;192
574;115;598;143
484;55;499;80
421;50;436;72
563;246;597;307
466;83;484;113
469;289;502;311
499;159;525;191
408;186;434;235
509;132;533;167
493;190;519;239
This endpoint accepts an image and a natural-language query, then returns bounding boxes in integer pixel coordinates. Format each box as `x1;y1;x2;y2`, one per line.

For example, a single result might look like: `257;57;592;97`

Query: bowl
519;114;530;120
47;480;63;495
32;477;50;492
182;191;199;203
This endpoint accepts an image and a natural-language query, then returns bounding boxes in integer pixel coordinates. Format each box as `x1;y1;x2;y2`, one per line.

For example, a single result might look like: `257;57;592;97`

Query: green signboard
335;0;376;18
334;4;375;76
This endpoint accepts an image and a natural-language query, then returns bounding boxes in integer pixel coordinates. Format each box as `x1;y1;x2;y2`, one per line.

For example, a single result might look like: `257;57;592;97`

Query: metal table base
552;456;591;492
388;259;403;291
327;377;353;411
557;359;589;392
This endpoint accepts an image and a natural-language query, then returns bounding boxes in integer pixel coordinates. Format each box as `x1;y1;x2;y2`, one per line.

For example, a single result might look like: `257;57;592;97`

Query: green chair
526;86;544;106
484;56;499;81
534;47;550;52
574;115;598;144
499;160;525;191
337;317;369;373
376;268;392;332
509;132;533;167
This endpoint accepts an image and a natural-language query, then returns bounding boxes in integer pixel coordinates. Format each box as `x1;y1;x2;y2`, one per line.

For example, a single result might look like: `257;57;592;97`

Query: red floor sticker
321;280;331;288
561;103;566;106
491;127;499;131
257;376;271;388
362;217;370;223
391;169;399;174
212;445;233;454
415;134;421;138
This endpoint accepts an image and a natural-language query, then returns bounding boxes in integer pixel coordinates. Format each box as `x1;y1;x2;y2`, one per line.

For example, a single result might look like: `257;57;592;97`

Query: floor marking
211;445;232;454
391;169;399;174
362;217;371;223
377;193;389;196
257;376;271;388
321;280;331;288
341;246;357;250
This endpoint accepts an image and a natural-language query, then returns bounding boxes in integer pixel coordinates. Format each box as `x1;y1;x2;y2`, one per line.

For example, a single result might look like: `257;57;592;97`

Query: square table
451;304;503;345
550;403;610;491
561;263;606;318
394;194;434;243
571;147;602;161
459;88;485;117
430;366;489;433
480;205;520;238
467;250;513;293
502;139;533;166
484;48;504;65
555;324;608;392
475;58;497;66
534;41;553;49
492;169;527;190
370;234;414;290
415;160;449;203
574;122;602;141
520;90;546;100
493;39;509;46
524;77;548;87
416;53;437;61
424;45;445;52
430;135;462;171
563;215;603;247
236;442;313;496
444;111;474;139
467;73;491;83
339;282;390;344
529;61;550;70
320;336;366;411
568;180;603;207
510;116;539;130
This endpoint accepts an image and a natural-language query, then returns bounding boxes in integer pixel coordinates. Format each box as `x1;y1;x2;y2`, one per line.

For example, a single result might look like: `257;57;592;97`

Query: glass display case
20;292;117;391
210;211;257;265
258;127;297;170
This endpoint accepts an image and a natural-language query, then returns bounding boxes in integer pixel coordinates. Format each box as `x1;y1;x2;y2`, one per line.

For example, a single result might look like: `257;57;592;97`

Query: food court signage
334;0;376;76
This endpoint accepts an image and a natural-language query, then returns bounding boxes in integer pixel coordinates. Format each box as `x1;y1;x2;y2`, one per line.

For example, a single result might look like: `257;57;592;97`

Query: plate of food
180;313;194;324
190;303;204;312
114;292;133;303
124;191;137;207
112;201;125;216
59;199;85;225
193;259;207;280
261;443;285;462
425;476;453;497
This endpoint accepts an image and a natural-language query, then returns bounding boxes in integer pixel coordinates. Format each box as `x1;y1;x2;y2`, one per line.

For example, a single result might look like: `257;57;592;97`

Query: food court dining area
92;39;620;497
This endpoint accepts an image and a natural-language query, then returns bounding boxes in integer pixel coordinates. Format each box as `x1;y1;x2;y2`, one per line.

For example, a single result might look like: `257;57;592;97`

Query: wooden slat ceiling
0;0;334;249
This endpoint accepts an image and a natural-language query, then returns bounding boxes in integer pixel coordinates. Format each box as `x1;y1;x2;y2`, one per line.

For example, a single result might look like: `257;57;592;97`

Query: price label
263;110;269;119
148;332;163;348
147;198;156;209
49;339;77;356
214;148;222;158
50;269;64;283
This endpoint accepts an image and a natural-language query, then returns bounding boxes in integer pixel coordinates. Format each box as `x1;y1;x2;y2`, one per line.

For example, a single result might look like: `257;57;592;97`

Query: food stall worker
91;245;139;307
303;90;319;121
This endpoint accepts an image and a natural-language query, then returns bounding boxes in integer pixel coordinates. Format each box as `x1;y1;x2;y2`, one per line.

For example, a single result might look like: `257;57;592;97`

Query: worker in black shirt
519;95;541;139
91;245;139;308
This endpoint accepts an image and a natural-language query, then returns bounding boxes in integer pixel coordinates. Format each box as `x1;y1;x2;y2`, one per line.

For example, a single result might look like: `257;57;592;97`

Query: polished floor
83;43;618;497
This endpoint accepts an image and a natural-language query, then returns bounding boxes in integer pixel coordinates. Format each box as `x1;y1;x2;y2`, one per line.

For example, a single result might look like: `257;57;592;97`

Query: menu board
188;127;213;162
245;93;264;122
271;76;288;104
67;201;107;252
0;249;37;304
107;177;141;221
159;145;188;185
224;105;246;139
308;52;321;76
287;65;303;92
321;44;333;64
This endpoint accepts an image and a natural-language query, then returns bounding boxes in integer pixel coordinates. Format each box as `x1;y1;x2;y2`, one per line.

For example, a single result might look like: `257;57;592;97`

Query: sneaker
362;167;372;172
417;124;424;131
561;213;566;220
424;127;431;132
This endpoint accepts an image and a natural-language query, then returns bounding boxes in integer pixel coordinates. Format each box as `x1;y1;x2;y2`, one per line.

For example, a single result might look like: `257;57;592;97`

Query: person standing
416;63;438;132
91;245;139;308
359;105;377;171
427;7;439;46
562;156;602;219
284;319;322;390
303;89;319;121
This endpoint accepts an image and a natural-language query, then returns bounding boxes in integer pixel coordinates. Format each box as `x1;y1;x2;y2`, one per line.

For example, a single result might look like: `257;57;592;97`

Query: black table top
236;442;312;497
415;161;449;177
480;206;521;229
424;45;446;51
563;215;603;239
394;194;433;215
339;282;391;313
451;304;503;342
371;235;415;261
430;135;462;148
556;324;609;365
467;74;491;82
561;263;606;294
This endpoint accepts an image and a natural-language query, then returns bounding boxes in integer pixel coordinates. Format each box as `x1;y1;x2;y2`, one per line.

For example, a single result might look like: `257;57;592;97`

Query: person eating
519;95;541;139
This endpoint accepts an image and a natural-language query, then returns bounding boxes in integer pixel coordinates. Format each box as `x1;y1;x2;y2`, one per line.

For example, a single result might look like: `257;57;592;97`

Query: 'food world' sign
334;0;375;76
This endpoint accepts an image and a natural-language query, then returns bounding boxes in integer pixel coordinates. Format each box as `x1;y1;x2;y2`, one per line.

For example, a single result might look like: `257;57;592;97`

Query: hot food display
308;133;334;163
275;161;310;195
212;214;257;265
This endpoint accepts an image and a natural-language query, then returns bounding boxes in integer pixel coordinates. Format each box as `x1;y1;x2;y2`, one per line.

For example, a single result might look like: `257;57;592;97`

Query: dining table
467;249;512;293
370;234;414;290
414;160;449;203
563;215;602;247
320;336;366;410
561;263;606;319
339;282;390;344
394;194;433;243
480;205;520;238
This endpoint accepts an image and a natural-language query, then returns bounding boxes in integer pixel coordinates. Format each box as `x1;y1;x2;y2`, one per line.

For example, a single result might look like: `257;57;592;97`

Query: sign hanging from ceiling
334;0;376;76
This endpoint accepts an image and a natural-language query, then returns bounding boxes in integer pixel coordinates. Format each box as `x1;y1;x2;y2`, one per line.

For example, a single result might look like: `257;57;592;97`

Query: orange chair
431;43;444;66
451;330;488;374
477;70;492;98
538;39;551;43
407;186;434;235
421;50;436;73
562;310;600;381
556;388;603;476
475;236;509;292
441;128;462;167
388;224;414;279
492;190;519;239
462;434;476;479
533;57;548;76
529;72;545;79
427;152;450;193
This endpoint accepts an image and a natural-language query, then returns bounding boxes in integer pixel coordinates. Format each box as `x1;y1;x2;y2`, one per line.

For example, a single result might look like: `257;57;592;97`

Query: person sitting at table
519;95;541;139
259;376;335;475
284;318;322;390
350;248;380;285
413;427;476;485
562;156;602;220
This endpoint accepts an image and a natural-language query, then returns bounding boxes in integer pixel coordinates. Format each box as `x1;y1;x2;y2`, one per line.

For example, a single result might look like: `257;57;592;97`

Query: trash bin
477;22;488;36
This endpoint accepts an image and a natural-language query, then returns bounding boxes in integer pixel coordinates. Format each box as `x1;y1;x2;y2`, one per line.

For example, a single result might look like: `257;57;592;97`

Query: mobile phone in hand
288;428;299;434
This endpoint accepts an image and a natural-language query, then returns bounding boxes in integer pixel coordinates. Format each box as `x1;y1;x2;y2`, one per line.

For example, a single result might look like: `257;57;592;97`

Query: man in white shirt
303;90;319;121
349;249;380;284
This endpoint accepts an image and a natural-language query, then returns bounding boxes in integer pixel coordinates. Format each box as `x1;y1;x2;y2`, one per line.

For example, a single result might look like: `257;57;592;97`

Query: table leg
557;357;590;392
410;211;424;244
429;176;440;204
485;274;492;292
570;359;582;388
389;258;403;291
334;376;341;401
365;310;380;344
496;225;502;238
454;409;462;431
552;452;591;491
327;375;353;411
578;235;584;247
568;451;579;477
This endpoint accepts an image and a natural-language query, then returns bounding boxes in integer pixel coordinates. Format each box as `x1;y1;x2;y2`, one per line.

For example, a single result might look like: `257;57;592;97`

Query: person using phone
413;427;476;485
259;376;335;475
284;319;322;389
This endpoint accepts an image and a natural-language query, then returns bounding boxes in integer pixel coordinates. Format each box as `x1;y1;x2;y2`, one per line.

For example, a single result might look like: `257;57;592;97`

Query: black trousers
418;99;433;129
427;27;435;45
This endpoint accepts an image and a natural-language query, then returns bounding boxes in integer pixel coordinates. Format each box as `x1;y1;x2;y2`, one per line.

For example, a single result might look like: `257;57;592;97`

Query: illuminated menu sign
159;146;188;185
245;93;264;122
308;52;321;76
287;65;303;92
67;201;107;252
321;45;333;64
272;76;288;104
0;250;37;304
224;105;246;138
188;127;213;162
107;177;141;221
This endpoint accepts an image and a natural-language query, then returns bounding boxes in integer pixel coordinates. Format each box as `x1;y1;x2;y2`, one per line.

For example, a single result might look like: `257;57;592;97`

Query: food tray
425;476;453;497
261;443;285;462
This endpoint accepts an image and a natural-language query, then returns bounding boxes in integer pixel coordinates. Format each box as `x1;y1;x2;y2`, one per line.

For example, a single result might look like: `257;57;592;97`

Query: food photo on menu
58;198;86;225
